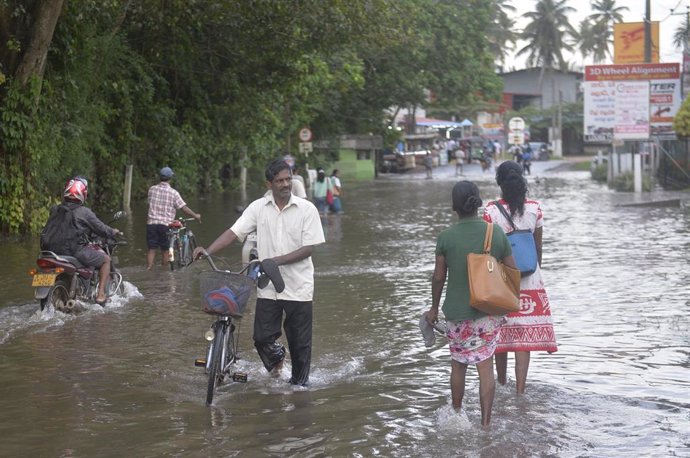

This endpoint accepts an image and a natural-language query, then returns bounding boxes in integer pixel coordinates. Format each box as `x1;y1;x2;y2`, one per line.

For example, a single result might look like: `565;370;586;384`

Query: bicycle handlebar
200;250;219;271
198;250;257;272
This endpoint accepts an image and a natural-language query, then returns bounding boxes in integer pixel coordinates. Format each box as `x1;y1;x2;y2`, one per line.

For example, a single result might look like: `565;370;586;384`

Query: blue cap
160;167;174;178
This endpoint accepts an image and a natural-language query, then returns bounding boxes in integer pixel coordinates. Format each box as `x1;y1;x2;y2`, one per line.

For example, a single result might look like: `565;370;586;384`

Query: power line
662;0;685;22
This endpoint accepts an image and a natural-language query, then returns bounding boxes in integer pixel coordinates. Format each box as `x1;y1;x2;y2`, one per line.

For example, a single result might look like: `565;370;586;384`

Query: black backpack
40;204;83;255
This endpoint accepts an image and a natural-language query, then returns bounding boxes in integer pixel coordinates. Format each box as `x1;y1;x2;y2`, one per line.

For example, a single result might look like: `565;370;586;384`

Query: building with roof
500;68;583;110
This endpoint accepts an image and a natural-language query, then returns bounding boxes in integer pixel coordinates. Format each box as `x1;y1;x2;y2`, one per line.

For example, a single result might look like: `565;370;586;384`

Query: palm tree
488;0;519;68
517;0;577;72
673;10;690;51
588;21;612;63
517;0;576;148
586;0;629;62
589;0;628;25
573;19;596;61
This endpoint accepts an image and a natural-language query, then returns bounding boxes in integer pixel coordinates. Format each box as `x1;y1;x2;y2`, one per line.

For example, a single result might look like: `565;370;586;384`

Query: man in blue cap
146;167;201;270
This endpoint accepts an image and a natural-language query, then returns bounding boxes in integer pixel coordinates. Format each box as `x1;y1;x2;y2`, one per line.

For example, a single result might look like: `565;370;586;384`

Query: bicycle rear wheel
206;323;225;405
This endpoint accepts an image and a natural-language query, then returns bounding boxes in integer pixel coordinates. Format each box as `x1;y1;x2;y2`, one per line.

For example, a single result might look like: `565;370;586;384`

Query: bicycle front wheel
222;323;237;372
179;233;195;267
185;232;198;266
206;323;225;406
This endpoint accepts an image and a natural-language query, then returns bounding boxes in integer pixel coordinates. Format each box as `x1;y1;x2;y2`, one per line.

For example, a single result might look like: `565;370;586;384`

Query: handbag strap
483;222;493;254
493;201;517;231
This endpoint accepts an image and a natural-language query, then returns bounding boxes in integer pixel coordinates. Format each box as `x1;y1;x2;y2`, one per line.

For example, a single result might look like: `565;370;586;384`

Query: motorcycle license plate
32;273;57;287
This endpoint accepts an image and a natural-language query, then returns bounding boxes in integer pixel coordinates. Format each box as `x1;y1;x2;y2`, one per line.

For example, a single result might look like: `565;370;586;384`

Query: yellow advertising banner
614;22;659;64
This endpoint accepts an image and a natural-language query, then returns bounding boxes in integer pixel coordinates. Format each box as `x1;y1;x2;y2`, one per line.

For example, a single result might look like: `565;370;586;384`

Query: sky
504;0;688;70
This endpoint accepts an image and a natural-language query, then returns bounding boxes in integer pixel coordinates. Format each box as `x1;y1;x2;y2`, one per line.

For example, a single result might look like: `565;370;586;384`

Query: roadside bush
610;171;651;192
591;164;607;182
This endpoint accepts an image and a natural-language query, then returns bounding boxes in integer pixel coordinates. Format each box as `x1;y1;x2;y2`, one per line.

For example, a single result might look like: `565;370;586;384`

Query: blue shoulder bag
494;202;538;277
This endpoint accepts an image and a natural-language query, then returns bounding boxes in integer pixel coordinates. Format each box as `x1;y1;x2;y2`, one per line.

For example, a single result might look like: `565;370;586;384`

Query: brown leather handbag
467;223;521;315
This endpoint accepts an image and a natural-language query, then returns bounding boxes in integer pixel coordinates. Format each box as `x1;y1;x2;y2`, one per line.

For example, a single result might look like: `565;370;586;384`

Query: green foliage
1;0;503;235
610;171;651;192
591;164;608;182
672;95;690;137
0;77;53;234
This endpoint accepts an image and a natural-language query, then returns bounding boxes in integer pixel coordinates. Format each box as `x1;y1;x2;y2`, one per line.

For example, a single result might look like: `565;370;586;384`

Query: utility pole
644;0;651;63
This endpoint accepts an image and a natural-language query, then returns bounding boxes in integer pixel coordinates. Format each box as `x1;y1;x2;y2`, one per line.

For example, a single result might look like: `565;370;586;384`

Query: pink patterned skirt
447;315;506;365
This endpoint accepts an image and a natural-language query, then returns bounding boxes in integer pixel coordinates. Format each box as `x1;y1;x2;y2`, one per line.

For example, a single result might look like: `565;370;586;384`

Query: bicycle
167;217;198;270
194;252;284;406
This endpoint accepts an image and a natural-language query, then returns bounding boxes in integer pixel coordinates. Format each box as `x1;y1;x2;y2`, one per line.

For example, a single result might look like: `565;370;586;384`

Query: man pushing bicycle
146;167;201;270
194;158;325;386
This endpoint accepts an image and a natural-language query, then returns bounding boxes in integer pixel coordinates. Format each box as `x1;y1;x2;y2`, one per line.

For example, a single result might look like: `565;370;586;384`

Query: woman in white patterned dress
483;161;558;394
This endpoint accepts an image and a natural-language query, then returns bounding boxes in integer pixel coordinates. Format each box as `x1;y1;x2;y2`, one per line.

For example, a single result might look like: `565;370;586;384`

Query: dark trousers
253;298;313;386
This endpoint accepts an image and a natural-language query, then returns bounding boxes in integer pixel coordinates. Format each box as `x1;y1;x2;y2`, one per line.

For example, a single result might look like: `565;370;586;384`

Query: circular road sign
508;117;525;131
299;127;313;142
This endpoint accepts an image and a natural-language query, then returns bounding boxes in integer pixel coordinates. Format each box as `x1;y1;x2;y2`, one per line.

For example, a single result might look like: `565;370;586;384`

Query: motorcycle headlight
204;329;215;341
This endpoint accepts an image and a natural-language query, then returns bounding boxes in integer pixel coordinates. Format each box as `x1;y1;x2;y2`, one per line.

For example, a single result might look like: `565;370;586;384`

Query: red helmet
63;176;88;203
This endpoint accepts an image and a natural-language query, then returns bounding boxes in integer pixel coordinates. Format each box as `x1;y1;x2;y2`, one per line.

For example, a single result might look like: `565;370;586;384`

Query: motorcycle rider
40;176;120;306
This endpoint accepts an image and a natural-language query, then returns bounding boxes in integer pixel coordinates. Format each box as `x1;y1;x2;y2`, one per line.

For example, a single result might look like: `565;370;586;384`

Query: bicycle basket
199;271;253;317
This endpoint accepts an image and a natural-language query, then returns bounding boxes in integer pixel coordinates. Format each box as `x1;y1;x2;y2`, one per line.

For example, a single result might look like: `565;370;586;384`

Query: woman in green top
425;181;516;427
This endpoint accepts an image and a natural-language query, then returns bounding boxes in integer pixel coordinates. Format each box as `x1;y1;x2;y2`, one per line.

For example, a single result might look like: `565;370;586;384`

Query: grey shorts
75;245;107;268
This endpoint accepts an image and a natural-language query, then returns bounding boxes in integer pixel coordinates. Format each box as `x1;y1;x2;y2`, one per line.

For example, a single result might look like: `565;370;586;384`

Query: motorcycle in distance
29;211;128;313
234;205;257;266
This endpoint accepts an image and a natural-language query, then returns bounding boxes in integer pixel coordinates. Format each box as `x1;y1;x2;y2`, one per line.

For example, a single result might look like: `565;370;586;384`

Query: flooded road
1;161;689;456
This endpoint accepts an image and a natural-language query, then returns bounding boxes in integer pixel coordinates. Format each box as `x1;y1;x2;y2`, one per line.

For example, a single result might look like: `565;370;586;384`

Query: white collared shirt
231;193;325;301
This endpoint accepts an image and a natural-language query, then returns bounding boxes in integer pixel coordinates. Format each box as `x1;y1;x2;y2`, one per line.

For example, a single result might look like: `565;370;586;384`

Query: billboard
583;63;681;142
614;22;660;64
613;81;650;140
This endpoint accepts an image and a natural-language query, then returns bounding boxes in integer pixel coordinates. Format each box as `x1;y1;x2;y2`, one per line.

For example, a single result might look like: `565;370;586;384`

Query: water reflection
0;163;688;455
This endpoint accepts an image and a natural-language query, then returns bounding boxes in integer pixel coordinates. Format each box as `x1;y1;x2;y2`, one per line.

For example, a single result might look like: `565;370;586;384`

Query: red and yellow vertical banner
614;22;660;64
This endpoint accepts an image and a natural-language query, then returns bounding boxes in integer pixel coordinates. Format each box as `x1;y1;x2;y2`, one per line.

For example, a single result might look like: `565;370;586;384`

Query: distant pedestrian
480;150;492;173
146;167;201;270
312;168;333;216
446;138;457;163
329;169;343;214
522;146;532;175
511;145;523;165
424;152;433;179
493;140;502;158
283;155;307;198
455;147;466;176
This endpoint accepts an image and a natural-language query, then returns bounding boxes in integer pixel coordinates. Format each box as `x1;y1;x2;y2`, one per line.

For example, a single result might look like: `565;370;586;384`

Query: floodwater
1;160;688;456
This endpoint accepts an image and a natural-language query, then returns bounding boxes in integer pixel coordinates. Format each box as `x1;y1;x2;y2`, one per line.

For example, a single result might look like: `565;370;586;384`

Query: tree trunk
14;0;65;86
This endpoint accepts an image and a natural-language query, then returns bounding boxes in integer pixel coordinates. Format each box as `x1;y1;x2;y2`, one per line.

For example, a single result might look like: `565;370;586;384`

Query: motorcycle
30;211;127;312
235;205;259;267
